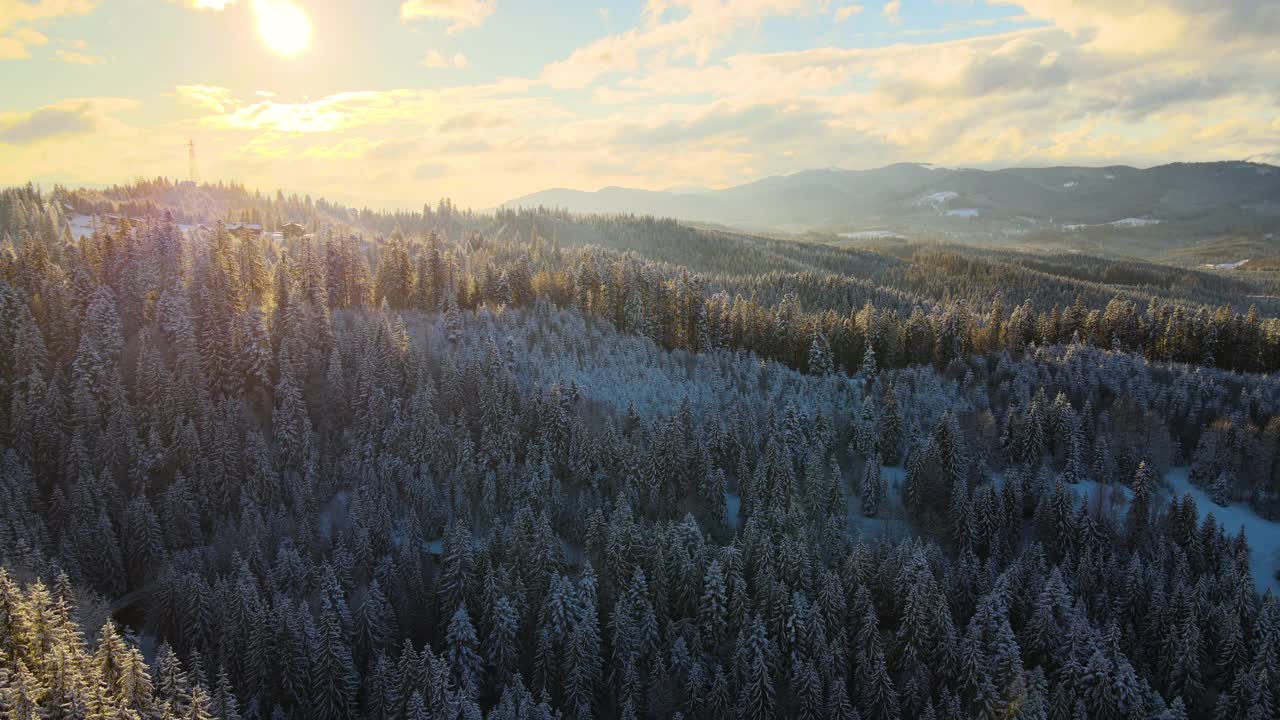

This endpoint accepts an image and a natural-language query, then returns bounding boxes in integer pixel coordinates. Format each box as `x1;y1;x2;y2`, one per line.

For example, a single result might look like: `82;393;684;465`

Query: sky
1;0;1278;210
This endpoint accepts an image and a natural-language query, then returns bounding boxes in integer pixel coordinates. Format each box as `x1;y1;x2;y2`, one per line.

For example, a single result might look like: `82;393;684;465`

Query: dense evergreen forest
3;183;1280;719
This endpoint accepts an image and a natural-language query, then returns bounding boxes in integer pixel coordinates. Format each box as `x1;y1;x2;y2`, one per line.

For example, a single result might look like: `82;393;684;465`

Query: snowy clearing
1202;259;1250;270
1165;467;1280;594
1063;217;1162;231
1109;217;1161;228
917;191;958;208
725;492;742;530
838;230;905;240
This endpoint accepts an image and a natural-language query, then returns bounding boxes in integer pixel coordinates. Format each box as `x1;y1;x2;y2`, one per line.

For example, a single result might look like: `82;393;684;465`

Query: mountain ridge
502;160;1280;235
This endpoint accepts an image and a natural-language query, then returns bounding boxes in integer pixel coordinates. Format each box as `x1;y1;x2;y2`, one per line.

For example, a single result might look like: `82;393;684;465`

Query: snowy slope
1165;467;1280;594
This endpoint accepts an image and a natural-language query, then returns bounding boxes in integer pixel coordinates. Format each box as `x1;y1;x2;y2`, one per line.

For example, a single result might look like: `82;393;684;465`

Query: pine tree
861;453;884;518
808;332;835;376
735;613;775;720
447;605;483;700
211;664;242;720
309;598;357;720
485;596;520;682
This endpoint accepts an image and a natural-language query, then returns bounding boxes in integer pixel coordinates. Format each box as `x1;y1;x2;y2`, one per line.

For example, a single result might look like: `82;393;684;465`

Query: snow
846;466;911;540
1165;467;1280;594
917;191;958;208
1104;174;1115;180
1062;182;1078;188
946;208;979;218
838;230;905;240
725;492;742;530
987;469;1280;593
1202;259;1250;270
1063;217;1161;231
67;214;95;239
1109;217;1161;228
989;474;1131;508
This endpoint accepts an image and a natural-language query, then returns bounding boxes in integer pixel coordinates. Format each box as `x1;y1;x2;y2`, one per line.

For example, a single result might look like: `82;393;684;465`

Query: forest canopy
2;182;1280;720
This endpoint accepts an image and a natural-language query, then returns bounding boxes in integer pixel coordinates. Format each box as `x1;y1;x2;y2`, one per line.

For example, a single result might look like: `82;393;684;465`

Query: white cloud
56;47;103;63
421;49;469;68
0;96;136;145
881;0;900;24
174;84;237;113
0;27;47;59
542;0;823;89
834;4;863;22
400;0;495;33
0;0;97;59
54;37;104;63
0;0;97;32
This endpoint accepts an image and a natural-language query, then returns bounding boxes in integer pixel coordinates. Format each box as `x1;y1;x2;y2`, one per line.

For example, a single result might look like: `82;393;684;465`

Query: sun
253;0;312;57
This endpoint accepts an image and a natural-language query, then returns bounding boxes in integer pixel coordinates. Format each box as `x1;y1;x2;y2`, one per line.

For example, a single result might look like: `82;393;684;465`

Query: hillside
505;161;1280;244
5;180;1280;720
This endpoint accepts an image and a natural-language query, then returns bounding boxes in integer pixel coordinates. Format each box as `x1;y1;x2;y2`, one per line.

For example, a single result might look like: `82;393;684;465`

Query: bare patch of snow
1109;217;1161;228
725;492;742;530
916;191;958;208
67;214;95;239
946;208;979;218
1202;259;1250;270
1063;217;1161;231
1165;467;1280;594
839;230;905;240
1062;181;1078;188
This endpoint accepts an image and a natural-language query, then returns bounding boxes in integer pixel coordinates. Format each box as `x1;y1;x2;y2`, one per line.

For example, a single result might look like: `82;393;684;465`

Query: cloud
55;39;104;63
995;0;1280;54
183;81;549;137
400;0;495;33
881;0;900;24
421;49;469;68
55;47;103;63
834;4;863;22
0;0;97;32
0;27;46;59
413;162;447;180
0;0;97;60
9;0;1280;210
0;103;94;143
165;0;236;9
438;110;508;133
174;84;237;113
541;0;823;89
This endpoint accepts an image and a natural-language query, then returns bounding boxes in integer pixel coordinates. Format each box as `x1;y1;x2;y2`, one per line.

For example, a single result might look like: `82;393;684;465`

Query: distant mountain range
502;161;1280;235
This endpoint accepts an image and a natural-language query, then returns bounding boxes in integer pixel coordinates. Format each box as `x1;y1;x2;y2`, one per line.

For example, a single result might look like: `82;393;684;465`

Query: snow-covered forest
3;182;1280;720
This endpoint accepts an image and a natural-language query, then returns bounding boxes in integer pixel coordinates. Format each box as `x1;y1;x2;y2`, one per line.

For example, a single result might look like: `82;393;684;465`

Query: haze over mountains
504;161;1280;235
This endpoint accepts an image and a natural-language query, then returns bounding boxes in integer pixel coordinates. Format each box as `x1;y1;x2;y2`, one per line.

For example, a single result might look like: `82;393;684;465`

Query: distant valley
504;161;1280;258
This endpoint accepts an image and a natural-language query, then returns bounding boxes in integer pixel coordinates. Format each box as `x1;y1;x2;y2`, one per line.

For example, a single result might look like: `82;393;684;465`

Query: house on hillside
225;222;264;239
281;222;306;240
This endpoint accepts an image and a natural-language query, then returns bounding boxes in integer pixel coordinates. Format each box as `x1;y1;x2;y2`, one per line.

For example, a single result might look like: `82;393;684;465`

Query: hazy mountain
503;161;1280;234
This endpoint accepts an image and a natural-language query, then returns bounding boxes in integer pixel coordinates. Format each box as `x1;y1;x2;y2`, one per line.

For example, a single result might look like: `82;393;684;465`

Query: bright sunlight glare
252;0;312;57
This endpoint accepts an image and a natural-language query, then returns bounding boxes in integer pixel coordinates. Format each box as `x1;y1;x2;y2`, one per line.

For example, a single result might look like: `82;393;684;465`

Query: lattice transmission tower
187;138;199;183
